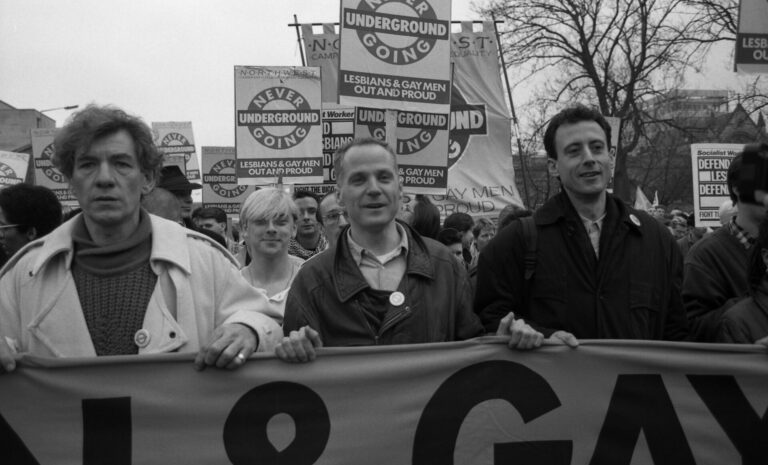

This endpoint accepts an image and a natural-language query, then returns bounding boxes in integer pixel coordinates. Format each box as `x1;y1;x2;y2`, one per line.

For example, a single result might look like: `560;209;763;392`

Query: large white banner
303;24;340;103
234;66;324;185
735;0;768;73
690;143;744;228
0;151;29;189
338;0;452;113
201;146;256;215
1;340;767;464
152;122;201;182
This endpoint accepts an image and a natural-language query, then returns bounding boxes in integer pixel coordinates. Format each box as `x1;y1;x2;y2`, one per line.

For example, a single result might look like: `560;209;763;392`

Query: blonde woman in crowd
239;188;305;323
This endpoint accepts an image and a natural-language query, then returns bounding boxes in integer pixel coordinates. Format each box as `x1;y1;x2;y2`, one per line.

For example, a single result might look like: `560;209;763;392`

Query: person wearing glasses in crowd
239;188;304;322
318;190;348;249
0;184;63;268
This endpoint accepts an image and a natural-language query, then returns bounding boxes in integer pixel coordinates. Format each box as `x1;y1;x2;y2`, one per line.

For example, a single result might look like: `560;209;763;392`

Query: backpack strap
520;216;537;281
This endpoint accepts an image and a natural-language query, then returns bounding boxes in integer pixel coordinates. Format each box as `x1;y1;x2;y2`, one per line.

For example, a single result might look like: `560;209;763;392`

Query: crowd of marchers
0;103;766;373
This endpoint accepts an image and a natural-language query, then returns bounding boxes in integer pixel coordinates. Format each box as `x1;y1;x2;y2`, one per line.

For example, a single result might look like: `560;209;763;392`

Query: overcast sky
0;0;480;149
0;0;744;152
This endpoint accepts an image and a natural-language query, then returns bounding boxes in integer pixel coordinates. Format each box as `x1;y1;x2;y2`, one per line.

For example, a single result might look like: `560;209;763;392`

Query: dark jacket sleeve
662;231;690;341
453;259;484;340
473;223;527;333
683;257;739;342
283;269;316;335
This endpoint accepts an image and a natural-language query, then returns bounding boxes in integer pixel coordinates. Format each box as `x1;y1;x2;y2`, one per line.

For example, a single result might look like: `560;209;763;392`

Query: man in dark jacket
276;139;548;362
475;106;688;341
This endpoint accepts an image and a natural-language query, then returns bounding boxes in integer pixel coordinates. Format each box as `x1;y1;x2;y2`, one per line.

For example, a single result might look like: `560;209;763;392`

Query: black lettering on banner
590;375;695;465
0;412;40;464
412;360;572;464
688;375;768;464
223;382;330;465
82;397;132;465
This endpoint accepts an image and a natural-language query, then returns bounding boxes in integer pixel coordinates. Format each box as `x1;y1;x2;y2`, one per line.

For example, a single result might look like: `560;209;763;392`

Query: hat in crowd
157;166;201;192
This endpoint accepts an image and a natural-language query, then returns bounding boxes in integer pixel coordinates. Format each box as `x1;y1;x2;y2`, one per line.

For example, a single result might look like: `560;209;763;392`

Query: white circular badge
389;291;405;307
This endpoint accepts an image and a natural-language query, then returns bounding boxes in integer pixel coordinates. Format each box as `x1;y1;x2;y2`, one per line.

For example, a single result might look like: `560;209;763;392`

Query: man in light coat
0;104;281;371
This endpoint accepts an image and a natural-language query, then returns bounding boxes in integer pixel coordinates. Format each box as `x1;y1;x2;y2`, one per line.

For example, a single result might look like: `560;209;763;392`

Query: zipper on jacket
355;299;380;345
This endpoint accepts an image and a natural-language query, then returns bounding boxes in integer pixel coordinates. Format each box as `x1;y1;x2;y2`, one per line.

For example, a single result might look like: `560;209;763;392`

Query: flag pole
492;13;530;209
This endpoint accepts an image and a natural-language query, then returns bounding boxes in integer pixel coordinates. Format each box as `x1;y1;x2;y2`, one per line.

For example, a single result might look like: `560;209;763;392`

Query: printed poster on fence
0;151;29;189
1;340;767;464
30;128;77;205
355;106;449;194
303;23;340;103
338;0;452;113
690;143;744;228
234;66;323;185
431;22;523;218
201;146;256;215
735;0;768;73
152;122;201;182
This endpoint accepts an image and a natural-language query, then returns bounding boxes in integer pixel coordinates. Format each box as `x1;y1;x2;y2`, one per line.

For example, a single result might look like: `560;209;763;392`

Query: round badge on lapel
134;329;150;348
630;214;641;227
389;291;405;307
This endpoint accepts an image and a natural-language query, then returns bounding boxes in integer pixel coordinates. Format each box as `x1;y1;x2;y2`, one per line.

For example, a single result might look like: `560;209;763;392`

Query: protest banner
30;128;77;206
338;0;452;113
0;151;29;189
690;143;744;228
294;106;355;195
430;22;522;217
234;66;323;185
152;122;201;181
201;146;256;215
354;106;450;194
735;0;768;73
1;340;766;464
302;24;340;103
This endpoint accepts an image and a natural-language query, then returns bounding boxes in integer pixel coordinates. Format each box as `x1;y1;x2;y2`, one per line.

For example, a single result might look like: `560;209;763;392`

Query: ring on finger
236;352;246;363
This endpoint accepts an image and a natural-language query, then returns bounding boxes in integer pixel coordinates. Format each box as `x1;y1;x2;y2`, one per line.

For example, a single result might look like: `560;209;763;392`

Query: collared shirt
579;212;606;258
727;215;755;250
347;223;409;291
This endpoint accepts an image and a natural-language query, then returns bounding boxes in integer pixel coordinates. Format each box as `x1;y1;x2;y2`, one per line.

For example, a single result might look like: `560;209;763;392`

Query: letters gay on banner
690;143;744;228
0;151;29;188
354;106;449;194
152;122;202;181
201;146;256;215
338;0;452;113
735;0;768;73
1;340;766;464
30;128;78;206
234;66;323;185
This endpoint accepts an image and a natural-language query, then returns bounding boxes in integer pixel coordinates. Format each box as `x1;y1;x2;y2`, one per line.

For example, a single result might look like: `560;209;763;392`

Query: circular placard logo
203;159;248;199
240;87;320;150
353;0;445;65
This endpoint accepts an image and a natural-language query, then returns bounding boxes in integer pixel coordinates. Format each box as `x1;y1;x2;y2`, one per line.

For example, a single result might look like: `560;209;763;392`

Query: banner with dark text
735;0;768;73
235;66;323;185
0;150;29;189
1;340;766;464
338;0;452;113
152;121;201;182
30;128;77;206
201;146;256;215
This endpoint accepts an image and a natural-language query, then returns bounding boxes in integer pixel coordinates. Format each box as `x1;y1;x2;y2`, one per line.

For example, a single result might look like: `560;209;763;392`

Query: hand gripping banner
1;339;767;464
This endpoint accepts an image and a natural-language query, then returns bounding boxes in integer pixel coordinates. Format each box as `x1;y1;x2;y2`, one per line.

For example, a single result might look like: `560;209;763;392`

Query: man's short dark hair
333;138;398;185
53;104;163;180
543;105;612;160
410;195;440;240
0;184;62;237
293;190;322;222
196;207;227;224
443;212;474;233
437;227;463;247
727;153;742;204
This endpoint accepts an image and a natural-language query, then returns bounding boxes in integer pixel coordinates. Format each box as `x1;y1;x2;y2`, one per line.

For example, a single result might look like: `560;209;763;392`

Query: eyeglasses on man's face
322;210;347;223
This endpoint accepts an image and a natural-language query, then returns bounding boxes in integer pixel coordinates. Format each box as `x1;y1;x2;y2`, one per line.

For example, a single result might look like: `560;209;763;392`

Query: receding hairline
335;141;398;184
